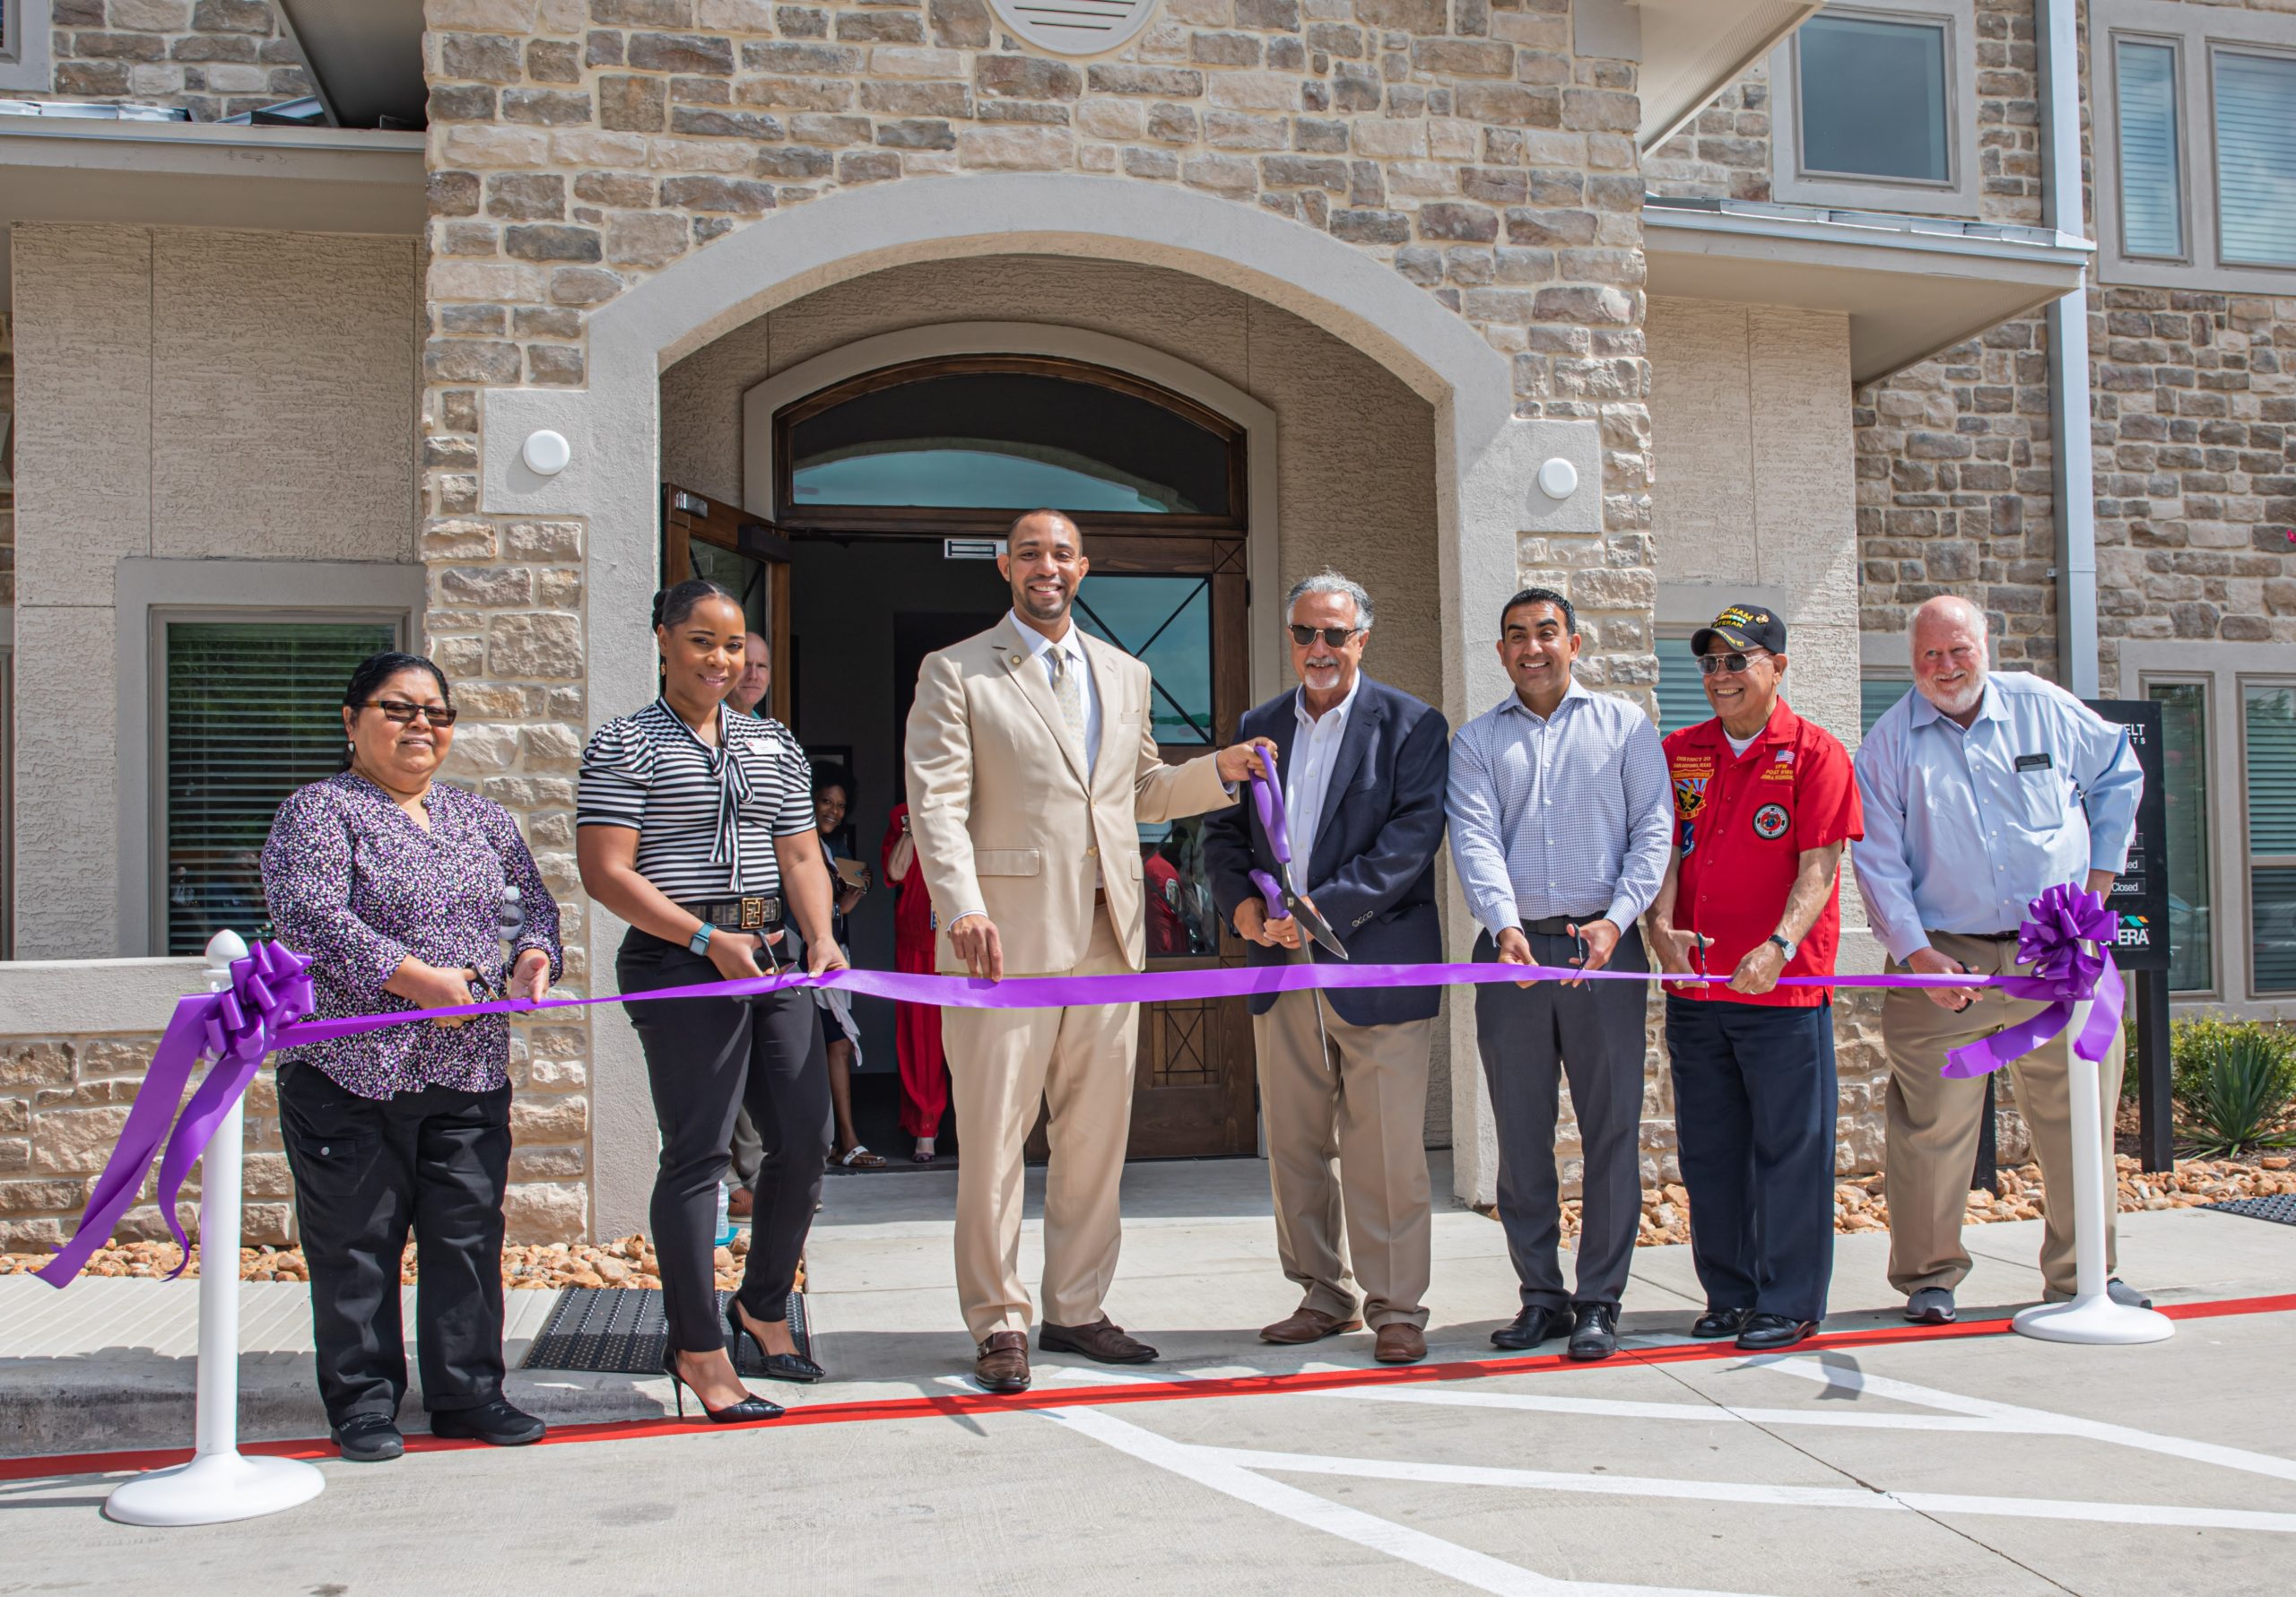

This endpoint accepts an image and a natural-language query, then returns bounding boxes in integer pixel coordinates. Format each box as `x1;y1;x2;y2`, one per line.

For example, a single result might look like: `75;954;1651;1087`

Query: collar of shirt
1007;610;1087;673
1906;676;2004;735
1292;673;1361;736
1493;676;1589;725
1680;696;1803;759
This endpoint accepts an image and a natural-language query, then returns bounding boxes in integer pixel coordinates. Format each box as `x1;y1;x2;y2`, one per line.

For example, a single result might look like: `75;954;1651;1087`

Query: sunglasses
1288;625;1362;647
1696;650;1770;677
368;699;459;726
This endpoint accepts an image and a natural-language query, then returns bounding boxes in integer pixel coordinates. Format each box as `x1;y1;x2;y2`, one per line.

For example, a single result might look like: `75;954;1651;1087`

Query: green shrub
2176;1021;2296;1158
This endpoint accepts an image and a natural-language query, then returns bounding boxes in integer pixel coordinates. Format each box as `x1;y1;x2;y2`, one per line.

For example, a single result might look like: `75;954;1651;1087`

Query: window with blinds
2151;681;2213;994
162;621;396;956
1654;637;1710;736
2115;38;2185;259
2214;49;2296;268
1861;674;1908;735
2243;683;2296;994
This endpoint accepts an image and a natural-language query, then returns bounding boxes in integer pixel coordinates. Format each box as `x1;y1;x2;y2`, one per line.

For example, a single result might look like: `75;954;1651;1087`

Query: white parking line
1048;1405;1778;1597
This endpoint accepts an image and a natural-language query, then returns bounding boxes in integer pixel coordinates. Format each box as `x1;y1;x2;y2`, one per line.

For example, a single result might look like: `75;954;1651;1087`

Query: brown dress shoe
974;1331;1031;1393
1038;1315;1158;1364
1373;1324;1427;1364
1259;1307;1364;1345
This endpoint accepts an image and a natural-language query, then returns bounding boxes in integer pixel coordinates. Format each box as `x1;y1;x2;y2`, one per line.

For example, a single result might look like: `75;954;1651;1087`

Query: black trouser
1473;923;1650;1311
276;1060;511;1428
1665;994;1838;1324
618;930;831;1353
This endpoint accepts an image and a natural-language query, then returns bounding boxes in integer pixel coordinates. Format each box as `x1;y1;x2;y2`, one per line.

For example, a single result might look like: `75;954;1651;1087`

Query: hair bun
649;587;670;629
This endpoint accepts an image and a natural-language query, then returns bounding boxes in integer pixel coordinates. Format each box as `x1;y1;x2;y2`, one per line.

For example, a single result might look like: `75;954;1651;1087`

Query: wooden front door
663;483;792;725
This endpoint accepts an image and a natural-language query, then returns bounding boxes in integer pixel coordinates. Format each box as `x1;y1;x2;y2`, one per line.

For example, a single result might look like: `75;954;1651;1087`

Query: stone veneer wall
414;2;1657;1233
40;0;313;118
1646;0;2296;677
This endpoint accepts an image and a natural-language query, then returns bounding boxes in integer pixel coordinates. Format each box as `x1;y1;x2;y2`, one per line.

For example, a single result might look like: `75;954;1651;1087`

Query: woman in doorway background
577;578;845;1418
261;651;561;1464
882;800;949;1163
804;767;881;1168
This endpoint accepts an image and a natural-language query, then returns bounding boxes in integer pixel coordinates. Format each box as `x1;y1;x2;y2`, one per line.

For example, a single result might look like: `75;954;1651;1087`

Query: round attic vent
988;0;1162;57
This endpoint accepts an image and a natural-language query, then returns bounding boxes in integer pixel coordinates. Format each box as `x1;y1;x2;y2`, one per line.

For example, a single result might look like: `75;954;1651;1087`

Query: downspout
2039;0;2101;696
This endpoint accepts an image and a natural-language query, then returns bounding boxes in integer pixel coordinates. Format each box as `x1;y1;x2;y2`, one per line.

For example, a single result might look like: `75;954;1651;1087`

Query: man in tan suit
906;508;1271;1393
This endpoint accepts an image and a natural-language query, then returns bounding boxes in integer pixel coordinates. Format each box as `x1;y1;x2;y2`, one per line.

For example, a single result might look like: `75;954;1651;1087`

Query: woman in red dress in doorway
881;802;949;1162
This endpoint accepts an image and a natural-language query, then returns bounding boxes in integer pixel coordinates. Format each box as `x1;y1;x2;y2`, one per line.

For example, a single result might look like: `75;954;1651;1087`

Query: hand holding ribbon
1940;884;2125;1081
35;942;315;1288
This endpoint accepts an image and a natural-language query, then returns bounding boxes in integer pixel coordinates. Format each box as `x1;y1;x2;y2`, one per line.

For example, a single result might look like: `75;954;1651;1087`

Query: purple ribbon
35;942;314;1289
1246;746;1289;922
1940;883;2125;1080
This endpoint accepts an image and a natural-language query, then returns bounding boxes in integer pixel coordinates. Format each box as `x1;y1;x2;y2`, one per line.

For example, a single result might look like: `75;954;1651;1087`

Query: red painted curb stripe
7;1289;2292;1483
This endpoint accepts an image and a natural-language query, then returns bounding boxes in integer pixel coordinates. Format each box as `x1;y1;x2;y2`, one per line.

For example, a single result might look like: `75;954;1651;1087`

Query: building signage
988;0;1162;56
2084;699;2170;973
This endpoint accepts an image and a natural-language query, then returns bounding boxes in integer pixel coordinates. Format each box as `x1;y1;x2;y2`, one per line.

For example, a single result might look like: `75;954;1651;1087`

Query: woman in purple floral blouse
260;651;562;1465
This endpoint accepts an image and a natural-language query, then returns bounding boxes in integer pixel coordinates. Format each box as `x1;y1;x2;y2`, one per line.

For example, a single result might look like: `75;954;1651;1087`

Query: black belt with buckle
683;894;783;932
1936;927;2021;942
1522;913;1606;936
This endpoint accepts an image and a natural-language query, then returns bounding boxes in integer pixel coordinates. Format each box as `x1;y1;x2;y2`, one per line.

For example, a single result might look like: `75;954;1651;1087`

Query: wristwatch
1768;932;1796;961
689;923;716;956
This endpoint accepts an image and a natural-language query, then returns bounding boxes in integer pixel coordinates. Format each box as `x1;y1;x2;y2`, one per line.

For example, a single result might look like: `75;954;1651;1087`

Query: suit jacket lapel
993;620;1089;790
1310;686;1379;880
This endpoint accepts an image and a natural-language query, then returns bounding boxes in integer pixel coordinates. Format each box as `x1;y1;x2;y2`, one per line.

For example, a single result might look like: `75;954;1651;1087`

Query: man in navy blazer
1204;571;1449;1365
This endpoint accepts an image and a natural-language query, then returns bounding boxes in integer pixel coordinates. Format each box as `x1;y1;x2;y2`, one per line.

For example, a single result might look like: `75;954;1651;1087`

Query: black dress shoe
332;1413;404;1462
1735;1313;1818;1352
726;1295;826;1384
429;1399;547;1446
1491;1305;1574;1350
1692;1306;1753;1340
1568;1303;1620;1362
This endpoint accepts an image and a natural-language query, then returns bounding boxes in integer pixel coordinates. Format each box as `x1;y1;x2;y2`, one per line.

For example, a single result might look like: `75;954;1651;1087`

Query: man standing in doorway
1648;604;1861;1353
1447;588;1671;1361
905;508;1274;1393
1203;571;1450;1367
1853;595;2148;1324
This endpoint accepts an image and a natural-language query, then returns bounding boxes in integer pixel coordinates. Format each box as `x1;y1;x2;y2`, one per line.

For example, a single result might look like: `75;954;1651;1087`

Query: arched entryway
476;173;1598;1234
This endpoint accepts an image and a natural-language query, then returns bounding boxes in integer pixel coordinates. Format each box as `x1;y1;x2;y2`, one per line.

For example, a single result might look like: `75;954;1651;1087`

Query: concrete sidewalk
4;1151;2292;1458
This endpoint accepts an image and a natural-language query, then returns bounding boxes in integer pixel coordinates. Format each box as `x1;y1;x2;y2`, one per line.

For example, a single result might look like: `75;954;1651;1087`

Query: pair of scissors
1246;749;1349;960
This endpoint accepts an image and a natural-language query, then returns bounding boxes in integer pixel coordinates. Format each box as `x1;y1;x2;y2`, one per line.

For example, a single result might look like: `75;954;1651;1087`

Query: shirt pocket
2013;762;2069;833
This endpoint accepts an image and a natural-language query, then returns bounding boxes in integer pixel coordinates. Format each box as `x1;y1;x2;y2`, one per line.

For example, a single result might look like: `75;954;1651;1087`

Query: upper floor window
2094;0;2296;293
0;2;54;94
1770;1;1980;218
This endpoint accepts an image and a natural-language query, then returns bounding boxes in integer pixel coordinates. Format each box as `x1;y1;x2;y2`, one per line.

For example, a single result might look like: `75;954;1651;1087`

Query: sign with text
2084;698;2170;973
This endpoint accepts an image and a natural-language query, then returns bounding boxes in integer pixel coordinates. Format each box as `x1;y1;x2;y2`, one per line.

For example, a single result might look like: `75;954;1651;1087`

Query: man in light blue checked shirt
1853;595;2149;1326
1447;587;1671;1362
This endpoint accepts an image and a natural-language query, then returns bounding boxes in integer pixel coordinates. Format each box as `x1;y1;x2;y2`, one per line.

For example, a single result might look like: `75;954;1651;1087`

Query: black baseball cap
1692;603;1787;657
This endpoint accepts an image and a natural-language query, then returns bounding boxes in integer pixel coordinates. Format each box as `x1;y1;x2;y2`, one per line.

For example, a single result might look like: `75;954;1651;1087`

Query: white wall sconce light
521;429;572;476
1535;456;1578;502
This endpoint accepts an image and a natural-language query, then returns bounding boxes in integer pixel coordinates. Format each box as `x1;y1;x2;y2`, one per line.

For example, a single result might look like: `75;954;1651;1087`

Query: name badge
2015;752;2053;772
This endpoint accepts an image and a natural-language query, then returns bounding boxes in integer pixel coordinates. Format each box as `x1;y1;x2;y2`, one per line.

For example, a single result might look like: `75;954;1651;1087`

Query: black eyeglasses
367;699;458;726
1696;650;1770;677
1289;625;1362;647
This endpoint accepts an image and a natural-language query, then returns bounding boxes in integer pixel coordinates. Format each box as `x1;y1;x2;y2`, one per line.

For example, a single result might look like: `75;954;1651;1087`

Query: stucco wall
9;223;421;959
661;252;1459;1141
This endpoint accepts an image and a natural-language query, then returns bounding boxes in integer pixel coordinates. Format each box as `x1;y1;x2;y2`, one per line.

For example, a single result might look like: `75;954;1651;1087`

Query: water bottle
713;1183;735;1248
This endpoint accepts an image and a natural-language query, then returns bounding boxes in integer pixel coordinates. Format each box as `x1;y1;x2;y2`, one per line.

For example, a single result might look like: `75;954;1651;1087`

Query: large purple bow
34;942;315;1288
1940;884;2126;1080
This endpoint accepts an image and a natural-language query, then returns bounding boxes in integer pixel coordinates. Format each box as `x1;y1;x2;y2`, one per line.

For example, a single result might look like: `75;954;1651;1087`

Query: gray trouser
1473;923;1649;1311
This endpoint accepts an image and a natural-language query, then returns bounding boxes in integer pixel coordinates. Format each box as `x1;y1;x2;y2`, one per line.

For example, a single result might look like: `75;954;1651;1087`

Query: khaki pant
1256;984;1433;1331
1883;929;2122;1300
943;910;1139;1341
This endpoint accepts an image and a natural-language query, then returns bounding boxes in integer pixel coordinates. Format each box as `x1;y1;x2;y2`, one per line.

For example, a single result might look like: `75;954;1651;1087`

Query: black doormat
2205;1193;2296;1227
519;1288;809;1376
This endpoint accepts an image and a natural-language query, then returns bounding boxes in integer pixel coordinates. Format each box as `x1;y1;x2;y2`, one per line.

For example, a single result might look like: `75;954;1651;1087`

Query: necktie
1049;647;1087;752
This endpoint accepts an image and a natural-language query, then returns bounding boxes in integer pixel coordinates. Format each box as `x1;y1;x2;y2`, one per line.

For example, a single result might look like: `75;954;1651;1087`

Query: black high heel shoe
660;1349;785;1424
726;1295;826;1384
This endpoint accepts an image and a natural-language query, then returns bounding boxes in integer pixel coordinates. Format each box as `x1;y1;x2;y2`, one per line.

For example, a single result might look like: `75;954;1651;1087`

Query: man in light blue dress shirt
1852;595;2148;1325
1447;587;1672;1361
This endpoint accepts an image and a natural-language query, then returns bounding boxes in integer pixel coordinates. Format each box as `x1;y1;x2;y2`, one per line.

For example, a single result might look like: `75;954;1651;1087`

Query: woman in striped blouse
577;578;845;1423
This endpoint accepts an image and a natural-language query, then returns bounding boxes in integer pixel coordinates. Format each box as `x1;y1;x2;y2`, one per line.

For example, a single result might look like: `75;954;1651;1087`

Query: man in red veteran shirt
1648;604;1862;1353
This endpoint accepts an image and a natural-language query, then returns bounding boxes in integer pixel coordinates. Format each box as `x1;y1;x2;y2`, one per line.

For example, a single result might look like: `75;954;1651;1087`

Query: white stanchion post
105;930;327;1526
2012;993;2175;1346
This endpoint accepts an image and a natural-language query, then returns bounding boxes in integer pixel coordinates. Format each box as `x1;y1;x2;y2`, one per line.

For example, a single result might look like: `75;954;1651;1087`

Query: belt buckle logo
740;898;767;930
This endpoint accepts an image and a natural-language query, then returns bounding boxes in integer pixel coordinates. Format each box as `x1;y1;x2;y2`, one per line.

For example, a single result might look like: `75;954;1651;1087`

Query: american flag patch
1774;750;1795;764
